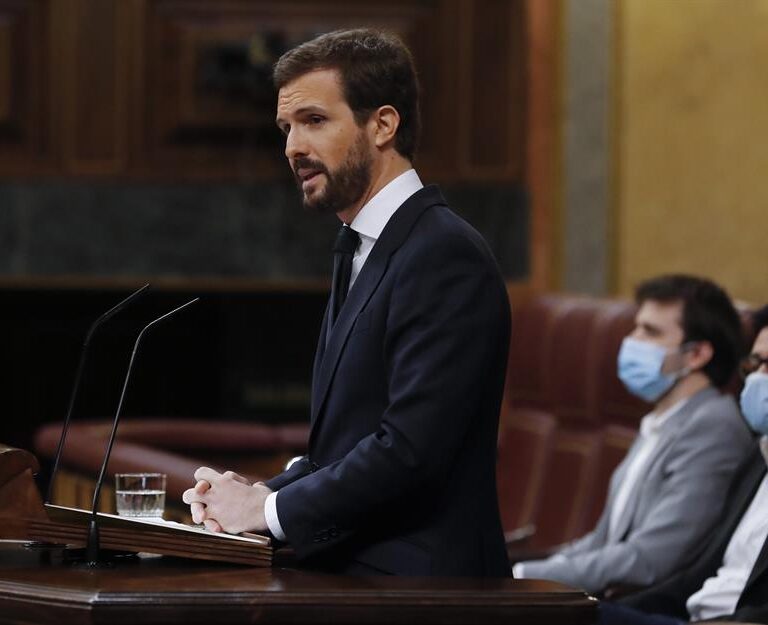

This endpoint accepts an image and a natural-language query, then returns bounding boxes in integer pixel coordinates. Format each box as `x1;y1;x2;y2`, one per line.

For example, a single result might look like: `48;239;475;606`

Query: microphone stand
46;284;151;504
78;298;199;568
26;285;150;553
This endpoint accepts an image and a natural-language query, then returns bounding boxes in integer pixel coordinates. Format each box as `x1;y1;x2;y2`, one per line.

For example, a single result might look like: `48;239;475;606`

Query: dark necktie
328;224;360;334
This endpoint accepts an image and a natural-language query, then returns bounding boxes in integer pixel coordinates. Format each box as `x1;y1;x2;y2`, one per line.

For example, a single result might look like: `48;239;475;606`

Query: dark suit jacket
265;185;511;576
621;441;768;623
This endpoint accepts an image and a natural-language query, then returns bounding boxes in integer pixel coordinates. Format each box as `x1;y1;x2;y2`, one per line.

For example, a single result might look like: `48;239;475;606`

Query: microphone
46;284;151;504
82;297;199;566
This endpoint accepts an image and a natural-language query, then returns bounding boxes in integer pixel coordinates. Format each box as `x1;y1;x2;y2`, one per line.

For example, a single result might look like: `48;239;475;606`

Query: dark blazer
621;441;768;623
265;185;511;577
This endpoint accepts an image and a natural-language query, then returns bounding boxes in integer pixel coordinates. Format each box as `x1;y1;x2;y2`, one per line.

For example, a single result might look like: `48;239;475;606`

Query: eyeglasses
739;353;768;379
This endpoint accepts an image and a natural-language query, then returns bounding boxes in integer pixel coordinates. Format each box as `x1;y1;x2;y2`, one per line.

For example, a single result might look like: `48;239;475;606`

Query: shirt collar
349;169;423;241
640;397;689;438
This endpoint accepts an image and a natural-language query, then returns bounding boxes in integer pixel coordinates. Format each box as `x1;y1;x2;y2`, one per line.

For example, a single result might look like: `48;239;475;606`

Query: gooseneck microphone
84;297;199;566
46;284;151;504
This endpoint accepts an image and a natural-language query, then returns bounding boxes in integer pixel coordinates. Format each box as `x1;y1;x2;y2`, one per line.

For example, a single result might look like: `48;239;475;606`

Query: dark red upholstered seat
505;295;560;411
501;294;646;550
34;419;309;504
496;408;555;539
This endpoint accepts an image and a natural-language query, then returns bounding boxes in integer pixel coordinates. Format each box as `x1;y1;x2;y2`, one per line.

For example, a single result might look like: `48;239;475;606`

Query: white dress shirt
686;436;768;621
607;399;688;541
513;399;687;579
264;169;424;541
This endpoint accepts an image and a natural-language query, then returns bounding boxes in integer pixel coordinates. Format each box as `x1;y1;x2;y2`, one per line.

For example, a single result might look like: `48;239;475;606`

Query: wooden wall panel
0;0;550;286
525;0;560;292
456;0;526;180
52;0;129;175
0;0;532;185
0;20;11;121
0;0;52;175
135;0;454;181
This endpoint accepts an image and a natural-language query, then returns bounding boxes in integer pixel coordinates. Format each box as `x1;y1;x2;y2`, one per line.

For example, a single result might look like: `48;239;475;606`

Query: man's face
748;327;768;375
276;68;373;214
630;300;688;373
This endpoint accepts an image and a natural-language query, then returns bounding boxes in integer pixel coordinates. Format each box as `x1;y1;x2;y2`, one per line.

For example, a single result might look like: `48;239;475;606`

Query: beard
292;131;373;214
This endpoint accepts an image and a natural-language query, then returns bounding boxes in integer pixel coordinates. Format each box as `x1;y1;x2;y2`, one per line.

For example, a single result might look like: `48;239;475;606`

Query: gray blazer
518;386;753;593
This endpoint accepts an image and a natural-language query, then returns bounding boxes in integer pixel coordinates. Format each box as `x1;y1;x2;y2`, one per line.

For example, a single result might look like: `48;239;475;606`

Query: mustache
292;157;329;179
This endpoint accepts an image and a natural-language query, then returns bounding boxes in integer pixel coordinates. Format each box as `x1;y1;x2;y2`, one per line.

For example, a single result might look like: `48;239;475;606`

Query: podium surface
0;541;596;625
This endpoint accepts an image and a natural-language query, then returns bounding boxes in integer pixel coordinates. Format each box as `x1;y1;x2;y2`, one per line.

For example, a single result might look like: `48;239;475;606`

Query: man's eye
279;124;290;136
309;115;324;125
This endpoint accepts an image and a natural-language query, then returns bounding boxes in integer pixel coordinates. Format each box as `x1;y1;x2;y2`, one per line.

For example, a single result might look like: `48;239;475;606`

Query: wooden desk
0;541;597;625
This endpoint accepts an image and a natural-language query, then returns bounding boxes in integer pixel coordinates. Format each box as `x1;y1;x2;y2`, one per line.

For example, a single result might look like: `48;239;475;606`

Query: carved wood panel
52;0;130;175
0;0;52;175
0;0;556;289
455;0;526;180
0;0;529;183
134;0;447;180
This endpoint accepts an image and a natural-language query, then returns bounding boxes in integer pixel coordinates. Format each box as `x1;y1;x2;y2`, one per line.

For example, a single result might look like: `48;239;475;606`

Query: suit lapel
605;436;643;509
611;389;717;541
738;451;768;594
610;448;655;542
602;437;643;541
641;387;718;472
308;186;447;445
310;301;331;416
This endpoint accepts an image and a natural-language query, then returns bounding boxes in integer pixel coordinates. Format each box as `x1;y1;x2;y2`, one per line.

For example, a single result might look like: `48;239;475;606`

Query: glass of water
115;473;166;518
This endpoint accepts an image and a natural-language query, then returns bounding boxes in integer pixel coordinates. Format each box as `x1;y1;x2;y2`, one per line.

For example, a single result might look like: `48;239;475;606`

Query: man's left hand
181;467;272;534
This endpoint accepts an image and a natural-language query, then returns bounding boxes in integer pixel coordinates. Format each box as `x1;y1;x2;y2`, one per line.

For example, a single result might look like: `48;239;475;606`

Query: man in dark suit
600;305;768;624
182;28;511;576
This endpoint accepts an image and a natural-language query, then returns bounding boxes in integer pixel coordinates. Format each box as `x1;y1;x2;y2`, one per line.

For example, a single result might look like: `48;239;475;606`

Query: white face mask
617;337;690;402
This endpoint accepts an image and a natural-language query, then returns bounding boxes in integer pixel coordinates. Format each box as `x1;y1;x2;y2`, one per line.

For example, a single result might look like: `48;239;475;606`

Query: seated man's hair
752;304;768;337
635;274;745;387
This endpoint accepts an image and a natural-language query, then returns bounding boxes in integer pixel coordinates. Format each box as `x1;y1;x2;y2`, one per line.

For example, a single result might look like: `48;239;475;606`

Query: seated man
600;305;768;624
514;274;753;593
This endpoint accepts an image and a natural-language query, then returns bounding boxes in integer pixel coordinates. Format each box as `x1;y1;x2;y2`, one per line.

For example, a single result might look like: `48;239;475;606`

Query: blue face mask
617;337;689;403
740;371;768;435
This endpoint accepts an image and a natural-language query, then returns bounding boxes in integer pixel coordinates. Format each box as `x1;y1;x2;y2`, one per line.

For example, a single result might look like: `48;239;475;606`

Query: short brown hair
635;274;745;387
273;28;421;161
752;305;768;337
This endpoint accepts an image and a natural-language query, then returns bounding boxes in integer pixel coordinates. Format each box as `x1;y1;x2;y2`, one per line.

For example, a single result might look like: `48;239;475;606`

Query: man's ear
687;341;714;371
370;105;400;148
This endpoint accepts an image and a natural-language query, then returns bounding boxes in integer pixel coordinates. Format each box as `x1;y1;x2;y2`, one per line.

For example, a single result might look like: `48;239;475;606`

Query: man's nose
285;128;308;161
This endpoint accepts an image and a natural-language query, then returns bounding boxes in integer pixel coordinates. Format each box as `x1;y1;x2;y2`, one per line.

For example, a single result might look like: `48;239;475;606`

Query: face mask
617;337;689;403
740;371;768;435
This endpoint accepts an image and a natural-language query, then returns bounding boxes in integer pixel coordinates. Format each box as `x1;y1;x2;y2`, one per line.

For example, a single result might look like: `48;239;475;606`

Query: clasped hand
182;467;272;534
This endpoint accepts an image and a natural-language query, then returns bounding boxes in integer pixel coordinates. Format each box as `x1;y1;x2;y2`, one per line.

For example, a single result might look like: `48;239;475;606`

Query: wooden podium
0;445;271;567
0;446;598;625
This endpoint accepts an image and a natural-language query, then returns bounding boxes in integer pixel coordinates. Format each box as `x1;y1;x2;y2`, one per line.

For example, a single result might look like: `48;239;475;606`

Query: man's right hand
184;468;252;530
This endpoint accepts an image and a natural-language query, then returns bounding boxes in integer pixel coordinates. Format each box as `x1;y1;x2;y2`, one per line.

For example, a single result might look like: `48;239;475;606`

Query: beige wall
614;0;768;304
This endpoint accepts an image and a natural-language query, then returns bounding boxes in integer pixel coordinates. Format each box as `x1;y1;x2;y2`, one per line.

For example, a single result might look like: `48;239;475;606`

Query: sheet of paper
45;504;270;545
